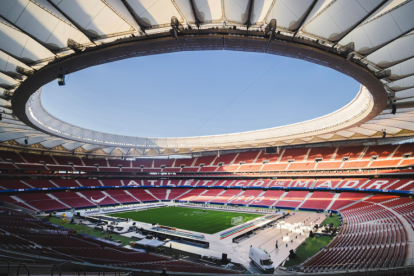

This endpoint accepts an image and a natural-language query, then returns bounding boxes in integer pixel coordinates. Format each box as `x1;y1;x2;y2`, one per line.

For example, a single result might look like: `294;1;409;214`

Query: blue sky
41;51;359;138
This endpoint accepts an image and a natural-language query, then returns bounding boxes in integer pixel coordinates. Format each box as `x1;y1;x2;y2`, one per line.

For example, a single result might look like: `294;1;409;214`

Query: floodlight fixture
67;38;86;53
337;42;354;56
392;104;397;115
16;66;34;77
58;74;66;86
375;69;391;79
264;19;277;36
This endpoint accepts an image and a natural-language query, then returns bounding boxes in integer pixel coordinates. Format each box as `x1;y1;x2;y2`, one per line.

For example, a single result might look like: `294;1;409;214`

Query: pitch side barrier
0;184;413;196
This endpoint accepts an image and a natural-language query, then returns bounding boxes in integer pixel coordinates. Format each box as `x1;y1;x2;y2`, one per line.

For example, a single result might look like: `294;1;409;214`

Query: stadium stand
276;191;309;209
126;189;158;202
194;156;216;167
51;179;81;187
251;190;284;207
147;188;168;200
52;192;95;208
210;190;242;204
2;143;414;175
108;159;131;168
230;190;263;205
281;148;308;162
329;193;370;211
175;189;206;201
78;191;117;205
167;188;191;200
173;158;194;167
0;180;31;190
303;201;407;272
103;190;138;204
300;192;335;210
233;151;260;164
334;146;365;161
20;153;56;164
0;208;235;273
54;156;83;166
2;2;414;272
153;158;175;168
24;179;57;188
15;193;68;211
192;189;224;203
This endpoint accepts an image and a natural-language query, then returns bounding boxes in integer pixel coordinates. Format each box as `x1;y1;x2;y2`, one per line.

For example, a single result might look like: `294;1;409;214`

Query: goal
231;216;243;225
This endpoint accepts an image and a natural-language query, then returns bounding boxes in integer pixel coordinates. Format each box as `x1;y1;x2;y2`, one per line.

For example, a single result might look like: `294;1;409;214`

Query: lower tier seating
0;208;235;273
302;201;407;272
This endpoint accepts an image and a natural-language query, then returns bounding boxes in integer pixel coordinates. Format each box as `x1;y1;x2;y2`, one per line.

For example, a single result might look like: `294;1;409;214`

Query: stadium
1;0;414;275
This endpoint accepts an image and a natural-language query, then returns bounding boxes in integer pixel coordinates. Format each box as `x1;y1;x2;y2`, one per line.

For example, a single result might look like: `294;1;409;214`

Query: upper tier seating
24;179;56;188
233;151;261;165
77;179;103;186
308;147;336;161
108;159;131;168
334;146;365;161
3;142;414;176
281;148;308;162
0;180;30;190
256;151;280;163
194;155;216;167
83;159;107;167
53;179;81;187
173;158;194;167
217;165;239;172
153;159;175;168
0;151;25;163
20;153;56;164
131;159;153;168
47;164;74;171
213;154;237;165
364;145;398;159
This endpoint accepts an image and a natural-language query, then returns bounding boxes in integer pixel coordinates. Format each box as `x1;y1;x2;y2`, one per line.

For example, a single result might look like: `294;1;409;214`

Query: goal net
231;216;243;225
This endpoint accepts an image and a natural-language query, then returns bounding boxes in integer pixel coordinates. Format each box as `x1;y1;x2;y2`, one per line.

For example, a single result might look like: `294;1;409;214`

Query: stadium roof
1;0;414;157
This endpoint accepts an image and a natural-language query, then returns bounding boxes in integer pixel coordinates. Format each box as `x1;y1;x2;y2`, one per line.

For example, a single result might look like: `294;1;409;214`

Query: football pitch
109;206;263;234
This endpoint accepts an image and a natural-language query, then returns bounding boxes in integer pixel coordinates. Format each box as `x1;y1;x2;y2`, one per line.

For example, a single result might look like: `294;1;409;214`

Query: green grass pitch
109;206;263;234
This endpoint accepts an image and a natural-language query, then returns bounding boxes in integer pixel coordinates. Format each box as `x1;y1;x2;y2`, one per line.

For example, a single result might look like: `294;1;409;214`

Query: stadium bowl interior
1;0;414;275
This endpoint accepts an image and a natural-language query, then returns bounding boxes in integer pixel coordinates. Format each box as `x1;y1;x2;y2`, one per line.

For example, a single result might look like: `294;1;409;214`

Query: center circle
40;51;359;138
